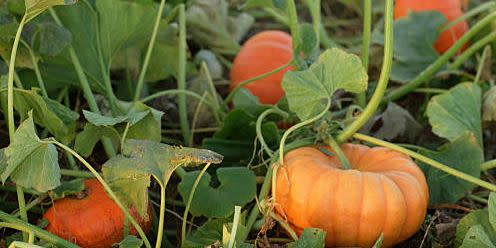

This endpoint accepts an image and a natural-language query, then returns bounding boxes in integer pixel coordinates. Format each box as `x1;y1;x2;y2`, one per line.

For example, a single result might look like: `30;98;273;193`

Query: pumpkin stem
325;137;353;170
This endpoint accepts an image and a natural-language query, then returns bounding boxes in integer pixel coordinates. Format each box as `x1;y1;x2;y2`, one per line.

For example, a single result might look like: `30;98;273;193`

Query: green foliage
427;83;483;147
103;139;223;216
74;123;120;157
48;178;84;200
282;48;368;121
456;193;496;247
24;0;77;22
184;218;250;248
178;167;256;218
288;228;326;248
373;11;444;82
119;236;144;248
1;112;60;192
186;0;254;55
419;133;483;204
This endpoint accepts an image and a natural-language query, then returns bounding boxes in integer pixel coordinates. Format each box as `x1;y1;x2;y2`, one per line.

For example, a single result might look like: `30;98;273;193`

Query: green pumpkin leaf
1;88;80;144
288;228;326;248
49;178;85;200
119;236;143;248
456;210;494;247
184;218;250;248
373;11;444;82
282;48;368;121
34;22;72;56
102;155;155;216
178;167;256;218
426;83;483;147
460;225;496;248
74;123;120;157
242;0;274;9
2;113;60;192
419;133;482;204
455;193;496;247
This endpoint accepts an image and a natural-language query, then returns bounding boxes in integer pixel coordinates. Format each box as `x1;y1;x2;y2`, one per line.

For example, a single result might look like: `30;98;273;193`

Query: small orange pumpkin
275;144;429;247
230;30;293;104
394;0;468;54
43;179;152;248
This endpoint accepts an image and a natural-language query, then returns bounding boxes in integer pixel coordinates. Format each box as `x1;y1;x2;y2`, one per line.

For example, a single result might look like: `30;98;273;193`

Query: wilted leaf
186;0;254;55
178;167;256;218
361;102;422;142
24;0;77;22
282;48;368;121
2;113;60;192
418;133;483;204
102;155;154;216
426;83;482;147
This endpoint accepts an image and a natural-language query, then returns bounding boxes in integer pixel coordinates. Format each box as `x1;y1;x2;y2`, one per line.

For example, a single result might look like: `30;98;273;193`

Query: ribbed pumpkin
394;0;468;54
230;30;293;104
275;144;429;247
43;179;152;248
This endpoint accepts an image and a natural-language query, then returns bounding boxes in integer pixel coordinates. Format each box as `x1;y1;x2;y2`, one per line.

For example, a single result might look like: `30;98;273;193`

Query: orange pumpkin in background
43;179;152;248
230;30;293;104
394;0;469;54
275;144;429;247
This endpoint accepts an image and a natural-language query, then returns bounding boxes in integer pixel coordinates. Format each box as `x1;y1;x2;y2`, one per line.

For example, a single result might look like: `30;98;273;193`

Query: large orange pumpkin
230;30;293;104
394;0;468;54
43;179;152;248
275;144;429;247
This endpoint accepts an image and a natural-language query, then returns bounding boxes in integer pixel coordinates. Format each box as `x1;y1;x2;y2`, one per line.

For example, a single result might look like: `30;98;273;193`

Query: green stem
270;212;298;240
6;14;28;242
263;7;289;25
413;88;448;94
305;0;321;45
449;32;496;70
441;1;496;32
354;133;496;192
60;169;95;178
177;4;190;143
325;137;352;170
384;11;496;103
49;8;116;159
154;178;166;248
256;108;289;156
133;0;167;101
121;122;130;152
13;195;47;218
181;163;212;247
357;0;372;108
227;206;242;248
223;60;293;105
467;194;488;204
50;140;152;248
482;159;496;171
279;99;331;164
474;46;491;84
286;0;300;68
200;62;222;125
20;40;47;97
337;0;394;143
0;214;80;248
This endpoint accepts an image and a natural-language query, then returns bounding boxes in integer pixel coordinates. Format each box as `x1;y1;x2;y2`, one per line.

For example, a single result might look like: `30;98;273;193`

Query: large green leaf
456;193;496;247
2;113;60;192
282;48;368;121
288;228;326;248
2;89;80;144
419;133;483;204
373;11;444;82
178;167;256;218
426;83;483;147
74;123;120;157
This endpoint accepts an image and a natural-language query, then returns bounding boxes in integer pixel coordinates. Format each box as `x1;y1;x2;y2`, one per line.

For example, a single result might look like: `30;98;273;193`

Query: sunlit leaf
282;48;367;121
178;167;256;218
25;0;77;22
